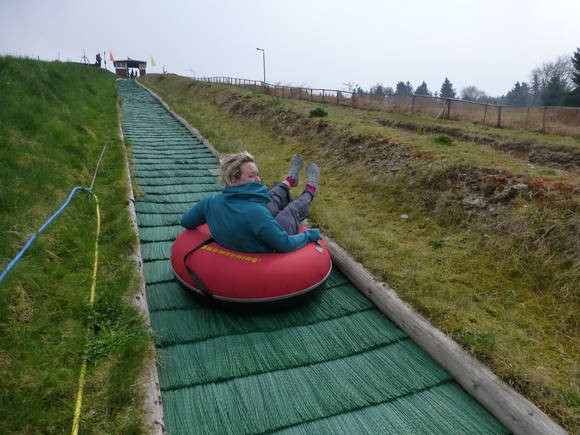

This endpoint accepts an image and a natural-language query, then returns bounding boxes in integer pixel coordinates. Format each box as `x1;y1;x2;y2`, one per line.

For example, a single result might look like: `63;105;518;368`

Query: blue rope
0;186;91;283
1;143;107;285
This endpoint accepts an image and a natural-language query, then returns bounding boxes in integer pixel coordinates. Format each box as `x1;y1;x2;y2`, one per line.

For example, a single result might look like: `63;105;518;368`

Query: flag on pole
151;56;156;67
109;51;115;62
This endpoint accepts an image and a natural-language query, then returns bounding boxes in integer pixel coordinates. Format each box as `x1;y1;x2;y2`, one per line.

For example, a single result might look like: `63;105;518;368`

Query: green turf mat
137;214;182;229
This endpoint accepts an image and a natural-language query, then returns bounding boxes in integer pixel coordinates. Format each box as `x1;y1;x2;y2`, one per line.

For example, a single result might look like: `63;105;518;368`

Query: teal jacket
180;182;319;253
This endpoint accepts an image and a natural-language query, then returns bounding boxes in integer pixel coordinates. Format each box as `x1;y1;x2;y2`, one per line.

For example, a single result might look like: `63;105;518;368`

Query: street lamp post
256;48;266;84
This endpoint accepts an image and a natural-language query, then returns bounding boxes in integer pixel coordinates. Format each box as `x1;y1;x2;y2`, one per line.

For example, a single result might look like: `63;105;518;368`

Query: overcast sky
1;0;578;97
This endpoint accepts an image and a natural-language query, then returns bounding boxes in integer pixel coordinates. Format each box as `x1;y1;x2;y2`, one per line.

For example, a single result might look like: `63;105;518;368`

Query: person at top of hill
181;152;321;253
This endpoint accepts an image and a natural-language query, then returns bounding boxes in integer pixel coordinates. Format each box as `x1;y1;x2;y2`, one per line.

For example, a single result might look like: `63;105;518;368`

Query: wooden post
446;98;451;119
483;104;488;124
337;91;340;105
525;107;530;130
322;89;325;103
352;92;355;108
542;106;547;133
497;106;502;128
411;95;416;115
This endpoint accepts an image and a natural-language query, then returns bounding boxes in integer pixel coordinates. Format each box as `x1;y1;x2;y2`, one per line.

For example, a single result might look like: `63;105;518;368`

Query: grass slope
0;57;151;433
140;74;579;431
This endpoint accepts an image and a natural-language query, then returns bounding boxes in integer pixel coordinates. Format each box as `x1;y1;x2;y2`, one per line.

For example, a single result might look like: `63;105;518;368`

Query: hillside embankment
141;73;579;431
0;57;151;433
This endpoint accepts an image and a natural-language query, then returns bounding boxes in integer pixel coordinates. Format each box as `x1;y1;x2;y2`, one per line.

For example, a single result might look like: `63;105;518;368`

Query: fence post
322;90;325;103
337;91;340;105
542;106;547;133
497;106;502;128
411;95;416;115
352;92;355;108
446;99;451;119
525;106;530;130
483;104;488;124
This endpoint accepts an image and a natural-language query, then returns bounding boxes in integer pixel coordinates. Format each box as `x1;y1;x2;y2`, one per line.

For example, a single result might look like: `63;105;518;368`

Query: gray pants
265;182;313;235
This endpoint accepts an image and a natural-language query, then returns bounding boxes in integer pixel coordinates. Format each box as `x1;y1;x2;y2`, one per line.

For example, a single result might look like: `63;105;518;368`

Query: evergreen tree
440;78;456;98
395;81;413;96
540;73;568;106
561;48;580;106
572;47;580;87
415;81;431;96
506;81;533;106
560;88;580;106
370;83;386;96
530;72;542;105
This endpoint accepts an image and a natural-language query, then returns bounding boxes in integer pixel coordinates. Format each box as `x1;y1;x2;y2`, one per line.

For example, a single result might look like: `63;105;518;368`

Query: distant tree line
346;47;580;107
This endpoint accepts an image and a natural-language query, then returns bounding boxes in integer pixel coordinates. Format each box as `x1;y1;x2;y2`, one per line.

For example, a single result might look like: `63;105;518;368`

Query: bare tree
460;85;487;102
530;56;573;92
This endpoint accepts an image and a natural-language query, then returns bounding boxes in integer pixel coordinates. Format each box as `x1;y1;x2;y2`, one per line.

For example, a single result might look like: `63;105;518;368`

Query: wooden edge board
118;94;166;434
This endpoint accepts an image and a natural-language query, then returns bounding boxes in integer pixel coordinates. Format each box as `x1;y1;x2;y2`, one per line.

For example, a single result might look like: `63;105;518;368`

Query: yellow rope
71;192;100;435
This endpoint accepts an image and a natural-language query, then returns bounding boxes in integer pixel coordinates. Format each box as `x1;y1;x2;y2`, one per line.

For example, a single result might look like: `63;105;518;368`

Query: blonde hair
220;151;256;186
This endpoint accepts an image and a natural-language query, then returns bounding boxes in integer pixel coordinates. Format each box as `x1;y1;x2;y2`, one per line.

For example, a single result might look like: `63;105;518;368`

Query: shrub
310;107;328;118
434;134;453;145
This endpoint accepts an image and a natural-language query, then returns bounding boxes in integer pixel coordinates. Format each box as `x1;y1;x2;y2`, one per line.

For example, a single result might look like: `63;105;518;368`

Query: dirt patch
376;118;580;172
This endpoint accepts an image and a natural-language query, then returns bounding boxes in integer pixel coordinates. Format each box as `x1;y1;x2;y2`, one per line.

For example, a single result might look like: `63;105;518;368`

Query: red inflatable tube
171;224;332;304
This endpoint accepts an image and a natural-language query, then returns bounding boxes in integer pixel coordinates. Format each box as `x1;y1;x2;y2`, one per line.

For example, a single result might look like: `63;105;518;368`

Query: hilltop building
113;59;147;78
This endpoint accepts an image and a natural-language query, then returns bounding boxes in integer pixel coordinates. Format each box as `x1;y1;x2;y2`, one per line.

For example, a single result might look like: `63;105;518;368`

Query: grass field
140;73;579;431
0;57;151;433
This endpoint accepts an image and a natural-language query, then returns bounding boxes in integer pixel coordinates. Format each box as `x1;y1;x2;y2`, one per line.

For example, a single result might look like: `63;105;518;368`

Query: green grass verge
0;57;151;433
140;73;578;431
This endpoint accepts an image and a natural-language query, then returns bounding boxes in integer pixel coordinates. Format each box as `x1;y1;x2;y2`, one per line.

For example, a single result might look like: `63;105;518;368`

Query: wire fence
197;76;580;137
